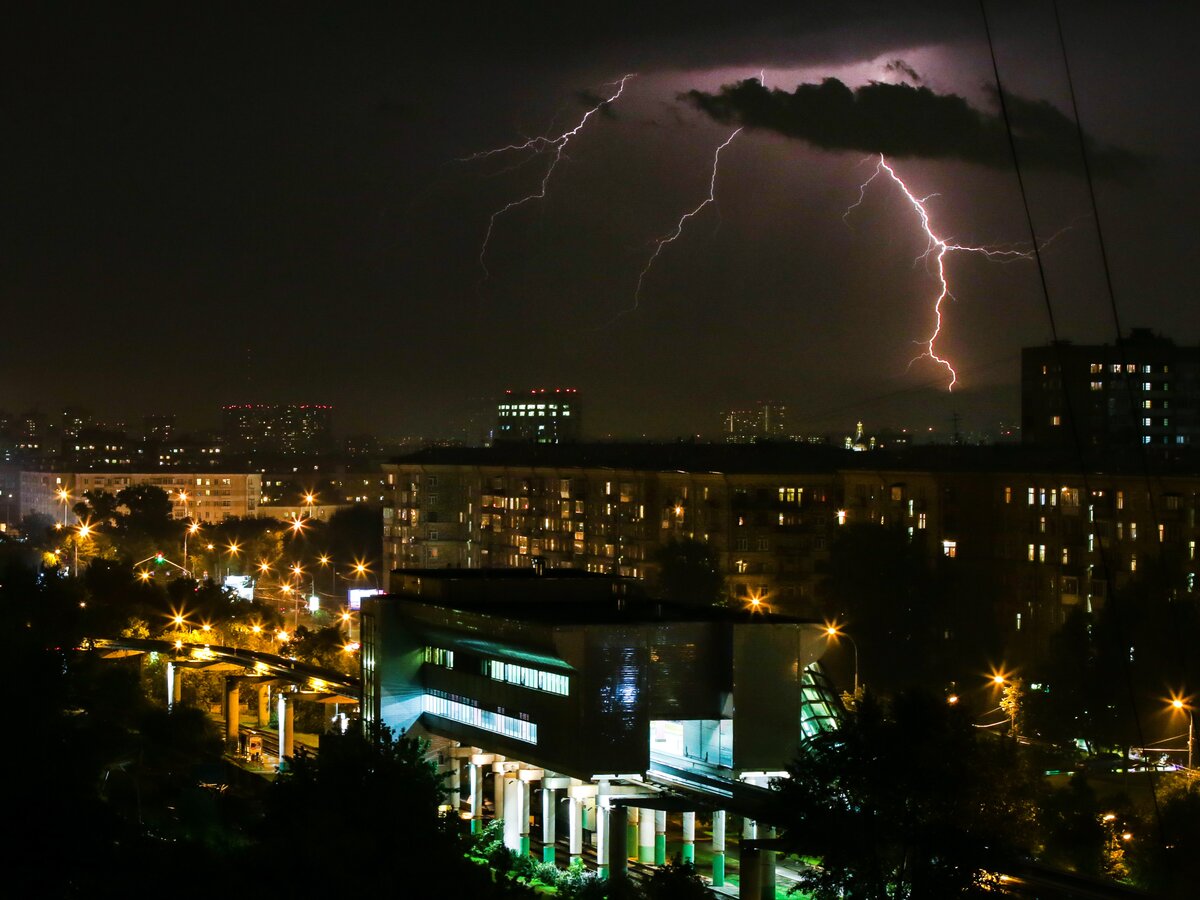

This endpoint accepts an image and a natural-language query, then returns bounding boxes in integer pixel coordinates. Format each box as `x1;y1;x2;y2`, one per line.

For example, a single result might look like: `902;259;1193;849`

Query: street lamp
56;486;71;528
823;621;859;694
318;554;334;596
73;520;94;575
183;521;200;576
1169;694;1195;769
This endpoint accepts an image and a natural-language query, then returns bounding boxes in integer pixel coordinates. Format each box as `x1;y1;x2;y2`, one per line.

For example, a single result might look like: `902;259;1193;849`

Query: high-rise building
494;389;580;444
221;404;334;455
60;406;93;440
720;401;787;443
143;414;176;443
1022;329;1200;451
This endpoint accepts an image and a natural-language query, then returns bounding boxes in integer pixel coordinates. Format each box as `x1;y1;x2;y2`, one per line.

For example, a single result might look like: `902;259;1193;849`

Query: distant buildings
18;471;262;523
495;389;580;444
1022;329;1199;451
719;401;787;443
221;403;334;455
381;442;1200;667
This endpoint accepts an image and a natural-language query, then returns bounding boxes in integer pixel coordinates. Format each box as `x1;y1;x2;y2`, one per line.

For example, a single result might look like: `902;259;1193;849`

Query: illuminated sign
348;588;384;610
223;575;255;601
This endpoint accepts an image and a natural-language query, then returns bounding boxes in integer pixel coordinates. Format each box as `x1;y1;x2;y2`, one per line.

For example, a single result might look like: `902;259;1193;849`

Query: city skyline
7;3;1196;438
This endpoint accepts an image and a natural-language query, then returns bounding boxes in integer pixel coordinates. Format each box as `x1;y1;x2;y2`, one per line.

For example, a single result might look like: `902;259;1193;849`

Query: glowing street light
823;621;859;694
56;486;71;527
183;520;200;575
73;519;96;574
1169;694;1195;769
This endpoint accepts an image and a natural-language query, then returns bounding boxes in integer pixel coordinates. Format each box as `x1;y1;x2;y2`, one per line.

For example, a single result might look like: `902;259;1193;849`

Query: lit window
1050;415;1061;427
942;540;957;558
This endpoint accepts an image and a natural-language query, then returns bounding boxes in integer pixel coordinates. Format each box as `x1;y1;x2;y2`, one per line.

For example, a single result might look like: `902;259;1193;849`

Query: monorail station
361;570;841;894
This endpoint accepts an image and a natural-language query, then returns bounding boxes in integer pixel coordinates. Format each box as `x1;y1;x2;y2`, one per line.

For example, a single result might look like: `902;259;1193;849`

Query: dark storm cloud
687;77;1143;178
883;59;922;83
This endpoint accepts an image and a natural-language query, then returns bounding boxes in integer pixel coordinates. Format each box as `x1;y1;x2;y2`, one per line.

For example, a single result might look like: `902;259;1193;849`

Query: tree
651;538;725;606
260;726;506;893
818;524;948;691
772;688;1040;899
117;483;175;537
74;488;122;527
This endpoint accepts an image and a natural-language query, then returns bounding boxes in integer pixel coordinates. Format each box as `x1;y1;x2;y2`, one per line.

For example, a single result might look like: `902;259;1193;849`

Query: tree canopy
772;688;1040;899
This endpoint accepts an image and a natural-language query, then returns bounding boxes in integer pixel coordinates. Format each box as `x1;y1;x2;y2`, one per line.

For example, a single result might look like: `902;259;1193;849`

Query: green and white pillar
503;775;522;851
712;809;726;887
596;779;611;879
655;809;667;865
609;805;629;883
541;786;557;863
760;825;777;900
638;806;655;863
681;811;696;864
519;778;531;856
492;759;508;822
568;792;584;866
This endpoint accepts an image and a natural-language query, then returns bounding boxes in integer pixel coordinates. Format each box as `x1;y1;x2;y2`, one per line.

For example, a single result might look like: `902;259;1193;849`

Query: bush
531;861;560;885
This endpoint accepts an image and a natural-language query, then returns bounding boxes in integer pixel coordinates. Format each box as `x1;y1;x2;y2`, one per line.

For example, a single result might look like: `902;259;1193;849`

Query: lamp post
290;562;304;628
318;554;334;597
74;520;94;575
56;486;71;528
823;622;859;694
183;521;200;576
1170;696;1195;769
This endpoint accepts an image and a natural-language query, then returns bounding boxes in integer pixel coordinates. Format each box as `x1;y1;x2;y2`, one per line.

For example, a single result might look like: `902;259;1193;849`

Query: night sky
6;2;1197;439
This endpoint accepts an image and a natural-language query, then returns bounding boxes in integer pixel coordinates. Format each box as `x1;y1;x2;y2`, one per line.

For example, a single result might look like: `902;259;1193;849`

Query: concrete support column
568;795;583;866
469;763;483;833
760;825;777;900
257;684;270;726
608;805;629;884
520;779;531;856
277;691;294;760
740;845;762;900
638;806;655;863
166;662;182;710
596;780;610;879
681;811;696;864
541;788;557;863
655;809;667;865
712;809;726;887
492;760;508;822
743;814;757;840
224;681;240;741
503;776;522;851
448;758;461;813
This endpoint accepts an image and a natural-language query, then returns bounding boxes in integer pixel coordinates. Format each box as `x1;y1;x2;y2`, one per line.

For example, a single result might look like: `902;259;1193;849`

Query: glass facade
423;692;538;744
799;663;842;740
483;659;569;696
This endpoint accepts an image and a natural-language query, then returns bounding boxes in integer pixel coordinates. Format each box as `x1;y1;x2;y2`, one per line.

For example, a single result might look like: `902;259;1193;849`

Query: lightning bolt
845;154;1040;391
470;74;636;278
623;72;764;318
627;127;743;312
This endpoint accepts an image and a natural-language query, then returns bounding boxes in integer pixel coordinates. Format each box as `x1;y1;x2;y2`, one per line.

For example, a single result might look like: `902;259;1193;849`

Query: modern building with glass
361;569;841;889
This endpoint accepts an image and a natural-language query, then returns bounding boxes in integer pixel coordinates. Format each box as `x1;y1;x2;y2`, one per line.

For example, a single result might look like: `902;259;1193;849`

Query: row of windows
422;693;537;744
484;660;570;696
424;646;454;668
1087;363;1169;375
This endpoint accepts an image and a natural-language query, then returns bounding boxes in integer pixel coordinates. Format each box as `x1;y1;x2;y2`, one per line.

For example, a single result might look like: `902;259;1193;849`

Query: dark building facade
382;444;1200;669
221;403;334;455
1022;329;1200;451
495;389;580;444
